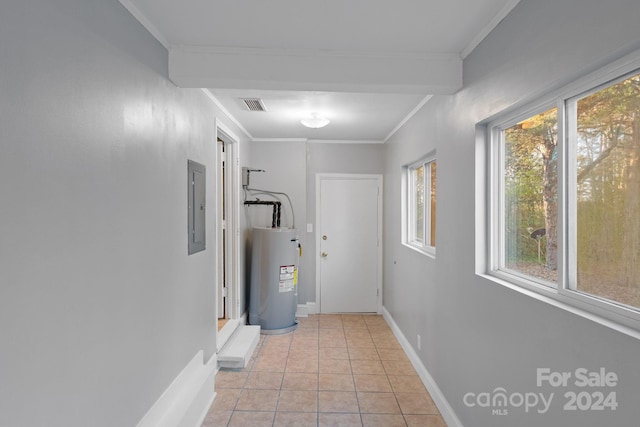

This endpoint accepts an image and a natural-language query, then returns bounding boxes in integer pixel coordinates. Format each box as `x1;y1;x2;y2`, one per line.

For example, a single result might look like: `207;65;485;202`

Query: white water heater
249;227;299;334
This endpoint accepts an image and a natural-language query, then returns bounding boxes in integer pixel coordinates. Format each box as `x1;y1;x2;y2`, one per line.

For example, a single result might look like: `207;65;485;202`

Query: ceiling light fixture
300;112;330;129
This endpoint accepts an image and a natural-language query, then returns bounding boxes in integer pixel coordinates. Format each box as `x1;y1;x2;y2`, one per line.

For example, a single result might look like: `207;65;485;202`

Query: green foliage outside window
501;73;640;309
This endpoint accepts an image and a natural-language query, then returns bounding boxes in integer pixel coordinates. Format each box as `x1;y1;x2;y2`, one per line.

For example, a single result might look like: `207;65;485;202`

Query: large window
490;61;640;327
405;158;436;255
572;74;640;310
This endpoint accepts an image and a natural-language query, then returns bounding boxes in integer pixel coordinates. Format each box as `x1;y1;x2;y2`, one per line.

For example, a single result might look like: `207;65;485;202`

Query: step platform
217;325;260;369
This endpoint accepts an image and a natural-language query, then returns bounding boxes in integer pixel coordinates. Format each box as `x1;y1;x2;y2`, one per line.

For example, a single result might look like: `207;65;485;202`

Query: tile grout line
206;315;445;427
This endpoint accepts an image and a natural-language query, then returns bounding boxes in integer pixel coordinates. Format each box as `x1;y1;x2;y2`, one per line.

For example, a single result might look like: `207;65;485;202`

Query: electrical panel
188;160;206;255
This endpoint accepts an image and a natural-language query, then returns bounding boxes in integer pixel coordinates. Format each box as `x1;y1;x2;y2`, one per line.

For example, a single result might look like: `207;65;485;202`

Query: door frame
315;173;383;313
215;119;241;351
216;137;225;319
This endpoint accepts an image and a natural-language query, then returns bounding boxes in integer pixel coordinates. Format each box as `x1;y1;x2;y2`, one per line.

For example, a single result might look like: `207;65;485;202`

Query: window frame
403;155;436;257
486;51;640;334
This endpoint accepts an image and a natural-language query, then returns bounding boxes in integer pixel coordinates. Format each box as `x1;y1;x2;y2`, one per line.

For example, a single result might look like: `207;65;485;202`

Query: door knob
321;252;328;257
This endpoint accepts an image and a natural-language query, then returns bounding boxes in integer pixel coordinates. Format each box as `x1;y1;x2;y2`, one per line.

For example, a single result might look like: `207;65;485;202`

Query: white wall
0;1;249;426
383;0;640;426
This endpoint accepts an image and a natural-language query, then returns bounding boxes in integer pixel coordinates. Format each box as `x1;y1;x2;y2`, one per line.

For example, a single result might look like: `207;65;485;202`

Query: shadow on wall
244;229;253;314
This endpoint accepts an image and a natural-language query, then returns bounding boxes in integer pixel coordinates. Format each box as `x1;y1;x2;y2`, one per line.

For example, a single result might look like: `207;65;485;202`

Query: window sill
478;271;640;341
402;242;436;259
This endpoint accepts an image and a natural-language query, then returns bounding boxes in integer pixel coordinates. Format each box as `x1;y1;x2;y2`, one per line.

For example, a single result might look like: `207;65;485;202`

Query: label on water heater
279;265;295;292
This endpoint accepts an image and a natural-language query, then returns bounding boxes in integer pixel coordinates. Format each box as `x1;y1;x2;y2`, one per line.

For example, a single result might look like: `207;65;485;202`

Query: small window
405;158;436;255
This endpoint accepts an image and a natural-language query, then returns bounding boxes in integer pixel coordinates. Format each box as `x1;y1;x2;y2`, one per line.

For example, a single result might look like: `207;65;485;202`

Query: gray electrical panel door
188;160;206;254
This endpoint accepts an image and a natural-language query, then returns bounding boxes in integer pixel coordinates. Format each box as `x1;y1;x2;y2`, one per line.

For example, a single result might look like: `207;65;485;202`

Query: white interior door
318;175;381;313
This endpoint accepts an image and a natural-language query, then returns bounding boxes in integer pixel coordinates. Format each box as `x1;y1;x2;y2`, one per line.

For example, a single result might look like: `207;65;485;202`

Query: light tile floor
202;314;447;427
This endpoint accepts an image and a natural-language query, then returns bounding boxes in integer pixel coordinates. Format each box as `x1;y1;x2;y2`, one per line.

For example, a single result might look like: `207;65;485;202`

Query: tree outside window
496;72;640;311
574;74;640;309
407;159;436;254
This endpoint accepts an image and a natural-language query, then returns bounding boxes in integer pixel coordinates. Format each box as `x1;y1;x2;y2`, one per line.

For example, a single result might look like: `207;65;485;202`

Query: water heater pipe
244;200;282;228
246;188;295;229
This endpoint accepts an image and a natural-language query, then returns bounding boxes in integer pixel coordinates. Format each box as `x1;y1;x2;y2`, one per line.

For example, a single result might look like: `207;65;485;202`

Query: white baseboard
307;302;317;314
136;350;217;427
296;304;309;318
296;302;318;317
382;307;463;427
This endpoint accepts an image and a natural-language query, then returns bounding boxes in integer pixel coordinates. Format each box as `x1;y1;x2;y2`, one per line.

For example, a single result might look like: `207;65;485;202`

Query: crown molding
118;0;170;49
201;89;253;140
307;139;384;145
461;0;522;58
252;138;308;143
384;95;433;143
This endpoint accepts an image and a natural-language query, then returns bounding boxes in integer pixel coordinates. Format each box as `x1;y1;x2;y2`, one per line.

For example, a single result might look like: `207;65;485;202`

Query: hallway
202;314;446;427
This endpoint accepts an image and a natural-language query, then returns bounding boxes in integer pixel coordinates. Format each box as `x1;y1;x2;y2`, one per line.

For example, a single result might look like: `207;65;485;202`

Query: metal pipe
244;200;282;228
276;203;282;228
272;203;277;229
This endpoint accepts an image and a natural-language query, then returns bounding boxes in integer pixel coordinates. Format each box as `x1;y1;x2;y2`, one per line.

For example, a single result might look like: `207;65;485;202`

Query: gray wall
246;141;309;301
0;1;249;426
248;142;385;306
306;143;386;307
383;0;640;426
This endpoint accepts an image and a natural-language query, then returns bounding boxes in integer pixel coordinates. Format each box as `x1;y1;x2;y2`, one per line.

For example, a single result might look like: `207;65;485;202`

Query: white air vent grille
242;98;267;112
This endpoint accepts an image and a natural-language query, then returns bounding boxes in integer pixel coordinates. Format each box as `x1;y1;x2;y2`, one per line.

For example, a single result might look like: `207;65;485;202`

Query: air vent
242;98;267;112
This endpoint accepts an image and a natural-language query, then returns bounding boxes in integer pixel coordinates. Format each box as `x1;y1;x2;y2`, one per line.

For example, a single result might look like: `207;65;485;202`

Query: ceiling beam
169;46;462;94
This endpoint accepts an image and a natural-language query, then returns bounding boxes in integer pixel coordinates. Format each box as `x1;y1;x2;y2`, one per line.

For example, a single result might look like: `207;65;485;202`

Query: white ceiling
119;0;520;142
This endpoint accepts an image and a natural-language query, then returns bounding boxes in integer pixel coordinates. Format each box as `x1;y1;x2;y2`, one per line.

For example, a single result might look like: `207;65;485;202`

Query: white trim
295;304;309;318
559;96;573;297
402;155;437;257
315;173;383;314
216;319;240;353
215;138;225;319
118;0;171;49
306;302;318;315
214;122;243;351
483;51;640;334
215;118;241;147
382;307;463;427
384;95;433;143
136;351;216;427
307;139;384;145
203;90;252;140
185;353;216;427
253;138;308;143
402;242;436;259
217;325;261;369
461;0;522;58
481;272;640;340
